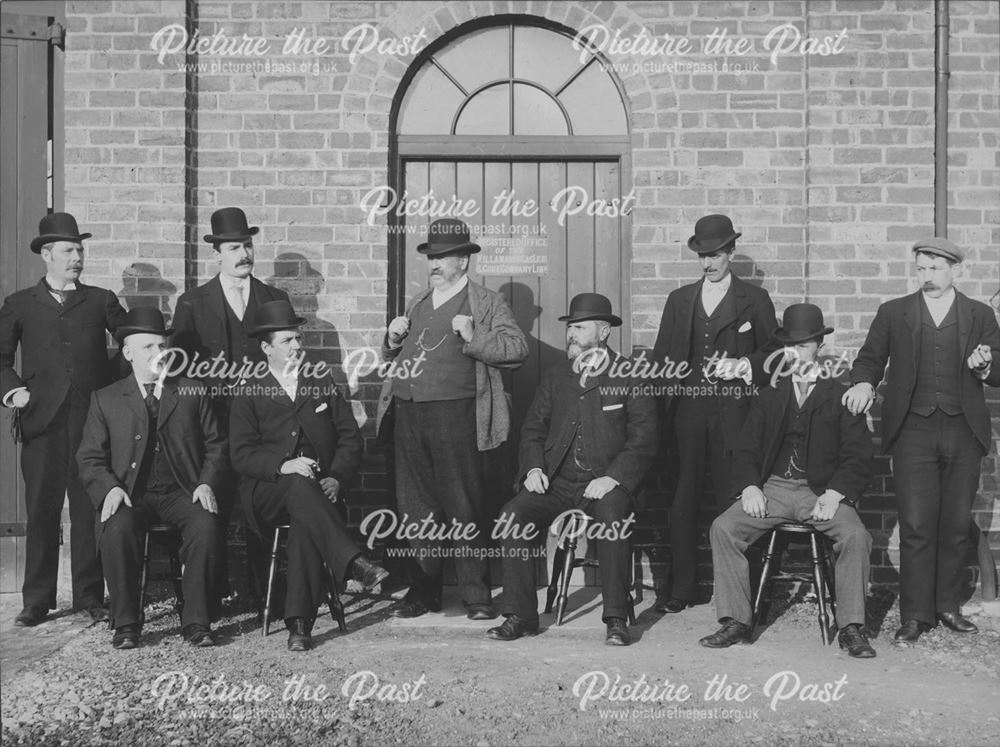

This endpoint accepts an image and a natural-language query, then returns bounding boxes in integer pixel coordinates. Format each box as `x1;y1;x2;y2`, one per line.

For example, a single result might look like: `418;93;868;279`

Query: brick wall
60;0;999;594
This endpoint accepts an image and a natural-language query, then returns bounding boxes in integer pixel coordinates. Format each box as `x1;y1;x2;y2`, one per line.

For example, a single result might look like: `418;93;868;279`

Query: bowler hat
115;307;175;343
687;214;741;255
912;236;963;264
247;299;306;337
30;212;92;254
773;303;834;345
416;218;481;256
203;207;260;244
558;293;622;327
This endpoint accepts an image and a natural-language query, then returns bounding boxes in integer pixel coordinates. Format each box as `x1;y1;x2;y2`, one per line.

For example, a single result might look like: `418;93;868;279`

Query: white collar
46;276;78;292
134;375;161;399
702;271;732;295
431;274;469;307
921;287;955;309
220;274;250;291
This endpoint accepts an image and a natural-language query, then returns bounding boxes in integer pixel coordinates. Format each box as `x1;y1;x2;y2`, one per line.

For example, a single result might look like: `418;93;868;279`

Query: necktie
227;284;246;320
143;383;158;414
795;381;810;406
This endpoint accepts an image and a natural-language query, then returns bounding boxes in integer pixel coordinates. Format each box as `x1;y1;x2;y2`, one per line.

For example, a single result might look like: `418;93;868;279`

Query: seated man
77;308;224;649
700;304;876;658
487;293;658;646
229;300;388;652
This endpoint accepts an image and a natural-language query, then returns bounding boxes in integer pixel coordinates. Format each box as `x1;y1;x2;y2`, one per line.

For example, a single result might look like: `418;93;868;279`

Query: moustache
237;260;254;266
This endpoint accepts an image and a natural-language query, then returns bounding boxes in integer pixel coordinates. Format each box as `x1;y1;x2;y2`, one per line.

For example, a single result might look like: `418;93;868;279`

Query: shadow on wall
265;252;341;370
118;263;178;319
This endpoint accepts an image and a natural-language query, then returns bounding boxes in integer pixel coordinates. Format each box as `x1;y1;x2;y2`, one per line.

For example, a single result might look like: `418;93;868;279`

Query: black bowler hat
115;307;175;343
247;299;306;337
416;218;481;256
687;214;741;255
558;293;622;327
203;207;260;244
773;303;834;345
30;212;92;253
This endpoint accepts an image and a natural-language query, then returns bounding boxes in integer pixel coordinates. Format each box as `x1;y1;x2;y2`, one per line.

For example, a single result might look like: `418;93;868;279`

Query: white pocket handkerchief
602;403;624;411
738;321;752;333
315;402;328;413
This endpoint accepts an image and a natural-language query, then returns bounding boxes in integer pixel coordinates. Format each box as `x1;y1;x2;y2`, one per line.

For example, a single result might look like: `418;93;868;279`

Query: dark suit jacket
171;275;288;383
229;369;364;534
518;350;659;497
728;378;874;503
850;290;1000;453
651;274;778;449
0;279;127;439
76;376;227;508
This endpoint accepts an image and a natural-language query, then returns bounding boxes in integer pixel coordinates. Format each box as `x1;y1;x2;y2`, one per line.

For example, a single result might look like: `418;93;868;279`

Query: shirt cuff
974;364;991;381
2;387;27;408
738;357;752;385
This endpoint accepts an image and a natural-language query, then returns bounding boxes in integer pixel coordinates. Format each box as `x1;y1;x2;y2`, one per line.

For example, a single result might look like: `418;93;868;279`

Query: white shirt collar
431;273;469;308
269;365;298;399
922;287;955;310
135;375;161;399
46;276;78;292
220;274;250;292
702;271;732;295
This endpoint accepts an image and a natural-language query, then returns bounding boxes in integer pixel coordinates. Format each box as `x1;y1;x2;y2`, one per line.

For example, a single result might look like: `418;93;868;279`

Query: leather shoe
605;617;631;646
286;617;313;651
838;624;876;658
86;604;110;624
699;618;751;648
14;607;46;627
466;603;497;620
486;615;539;641
389;598;440;618
112;624;140;650
183;623;216;647
937;612;978;634
351;557;389;590
655;598;694;614
894;619;933;643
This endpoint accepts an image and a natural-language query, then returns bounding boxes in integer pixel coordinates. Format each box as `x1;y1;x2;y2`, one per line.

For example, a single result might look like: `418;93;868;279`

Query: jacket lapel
121;379;150;434
204;275;228;324
60;284;89;315
156;380;180;430
713;275;745;337
904;291;922;368
679;281;698;345
30;279;67;313
955;290;972;357
264;371;294;408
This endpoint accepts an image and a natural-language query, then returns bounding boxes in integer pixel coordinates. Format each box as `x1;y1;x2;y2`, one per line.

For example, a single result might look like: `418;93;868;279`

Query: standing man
0;212;127;627
701;304;876;658
843;238;1000;643
376;218;529;620
230;300;388;652
488;294;658;646
77;308;224;649
172;207;289;602
651;214;777;613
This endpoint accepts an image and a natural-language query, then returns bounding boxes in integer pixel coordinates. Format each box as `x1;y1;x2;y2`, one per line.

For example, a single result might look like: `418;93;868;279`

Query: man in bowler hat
488;293;658;646
77;308;225;649
229;300;389;651
651;214;777;613
0;212;127;627
376;218;529;620
172;207;290;603
843;238;1000;643
700;304;877;658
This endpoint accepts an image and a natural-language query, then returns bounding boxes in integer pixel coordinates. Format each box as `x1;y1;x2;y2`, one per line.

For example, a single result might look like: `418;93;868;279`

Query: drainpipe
934;0;949;236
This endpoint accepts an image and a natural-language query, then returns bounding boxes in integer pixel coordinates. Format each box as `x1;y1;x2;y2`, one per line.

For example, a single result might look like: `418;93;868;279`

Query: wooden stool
120;523;183;629
262;524;347;637
544;513;637;626
751;522;837;644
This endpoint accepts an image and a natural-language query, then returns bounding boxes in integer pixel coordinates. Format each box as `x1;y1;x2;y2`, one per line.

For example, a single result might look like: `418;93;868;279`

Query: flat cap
912;236;963;263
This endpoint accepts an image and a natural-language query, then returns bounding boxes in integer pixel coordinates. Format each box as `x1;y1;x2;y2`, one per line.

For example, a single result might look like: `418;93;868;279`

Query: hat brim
911;245;962;263
247;317;307;337
30;232;92;254
204;227;260;244
558;312;623;328
773;326;834;345
687;232;741;255
416;241;481;256
115;325;175;343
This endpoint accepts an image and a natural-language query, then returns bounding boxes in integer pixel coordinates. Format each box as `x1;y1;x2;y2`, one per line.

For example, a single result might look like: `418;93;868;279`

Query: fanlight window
398;23;628;136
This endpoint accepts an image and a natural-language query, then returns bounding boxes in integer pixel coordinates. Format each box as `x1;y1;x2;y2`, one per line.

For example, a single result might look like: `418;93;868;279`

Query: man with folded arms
700;304;877;658
229;300;388;651
77;308;224;649
843;238;1000;644
488;293;658;646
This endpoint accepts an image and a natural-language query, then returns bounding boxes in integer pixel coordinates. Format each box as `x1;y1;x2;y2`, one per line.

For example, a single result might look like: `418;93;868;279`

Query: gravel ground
2;586;999;746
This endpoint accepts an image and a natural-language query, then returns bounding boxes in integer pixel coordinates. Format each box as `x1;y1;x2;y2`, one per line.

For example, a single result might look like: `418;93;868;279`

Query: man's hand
583;476;619;501
387;316;410;347
740;485;767;518
451;314;474;342
809;489;844;522
968;344;991;372
192;484;218;514
319;476;340;502
842;382;875;416
524;468;549;494
714;357;750;381
280;457;318;478
9;390;30;409
101;486;132;522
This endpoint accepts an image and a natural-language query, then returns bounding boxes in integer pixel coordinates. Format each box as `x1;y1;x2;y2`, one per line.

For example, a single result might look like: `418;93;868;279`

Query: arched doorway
389;15;633;449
